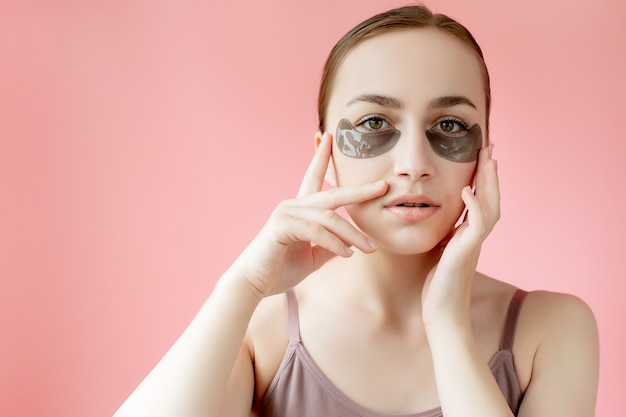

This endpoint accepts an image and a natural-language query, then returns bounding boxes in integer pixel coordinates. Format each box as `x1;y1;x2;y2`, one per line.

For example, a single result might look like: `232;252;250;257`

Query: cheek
463;163;478;187
332;137;478;189
442;162;477;192
332;149;391;187
442;164;476;219
335;162;380;187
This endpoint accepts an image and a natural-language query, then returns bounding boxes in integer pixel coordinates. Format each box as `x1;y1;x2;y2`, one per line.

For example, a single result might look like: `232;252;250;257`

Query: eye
355;115;392;133
367;118;384;130
434;118;469;136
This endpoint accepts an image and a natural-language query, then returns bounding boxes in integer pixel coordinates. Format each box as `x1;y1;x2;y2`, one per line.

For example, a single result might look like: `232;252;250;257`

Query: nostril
395;169;433;181
390;133;437;181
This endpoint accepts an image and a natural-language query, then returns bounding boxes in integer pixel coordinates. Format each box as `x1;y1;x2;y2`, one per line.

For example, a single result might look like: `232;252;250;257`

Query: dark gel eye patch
335;118;482;162
335;118;401;158
425;124;482;162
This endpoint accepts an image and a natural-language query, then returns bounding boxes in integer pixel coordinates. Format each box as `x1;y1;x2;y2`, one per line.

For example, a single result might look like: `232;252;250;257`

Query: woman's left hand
421;144;500;327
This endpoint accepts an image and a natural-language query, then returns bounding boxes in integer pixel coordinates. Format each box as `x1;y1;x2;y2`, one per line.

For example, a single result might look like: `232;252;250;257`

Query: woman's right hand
229;132;388;299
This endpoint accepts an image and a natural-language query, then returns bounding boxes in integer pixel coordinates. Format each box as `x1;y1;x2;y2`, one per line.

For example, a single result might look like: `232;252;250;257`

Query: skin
114;28;599;417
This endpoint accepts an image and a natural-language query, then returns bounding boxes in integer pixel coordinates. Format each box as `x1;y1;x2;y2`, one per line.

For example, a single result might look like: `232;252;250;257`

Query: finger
474;145;500;222
276;214;357;258
486;158;500;221
280;205;378;254
297;132;332;198
473;144;492;194
293;180;388;210
462;180;502;241
460;185;487;239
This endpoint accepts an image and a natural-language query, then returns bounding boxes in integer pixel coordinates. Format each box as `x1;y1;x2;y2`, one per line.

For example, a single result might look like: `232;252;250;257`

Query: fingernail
367;239;377;250
372;180;386;187
344;246;354;256
488;145;493;158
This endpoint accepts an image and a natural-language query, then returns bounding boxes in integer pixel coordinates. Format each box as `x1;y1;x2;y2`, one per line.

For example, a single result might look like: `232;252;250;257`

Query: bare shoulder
519;290;598;341
474;275;597;337
247;292;289;359
249;292;289;332
518;289;599;374
245;293;291;406
515;290;599;415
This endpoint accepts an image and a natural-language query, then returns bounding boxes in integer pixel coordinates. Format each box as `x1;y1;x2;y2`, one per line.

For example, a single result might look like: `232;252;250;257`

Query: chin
362;227;446;256
378;239;442;256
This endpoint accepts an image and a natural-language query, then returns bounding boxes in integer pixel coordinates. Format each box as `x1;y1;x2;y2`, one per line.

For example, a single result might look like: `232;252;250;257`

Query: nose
392;128;436;181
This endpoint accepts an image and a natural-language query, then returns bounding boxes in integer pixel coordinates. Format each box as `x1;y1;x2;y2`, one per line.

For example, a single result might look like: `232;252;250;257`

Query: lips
395;202;431;208
384;194;439;222
384;194;439;209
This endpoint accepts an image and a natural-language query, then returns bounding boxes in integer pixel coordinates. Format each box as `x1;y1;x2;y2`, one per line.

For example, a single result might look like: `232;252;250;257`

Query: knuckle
326;187;348;199
307;222;326;236
270;205;287;219
318;209;336;223
276;198;297;210
324;187;340;200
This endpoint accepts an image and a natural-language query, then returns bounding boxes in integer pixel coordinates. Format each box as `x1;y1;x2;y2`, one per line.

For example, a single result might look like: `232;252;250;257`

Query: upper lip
384;194;439;208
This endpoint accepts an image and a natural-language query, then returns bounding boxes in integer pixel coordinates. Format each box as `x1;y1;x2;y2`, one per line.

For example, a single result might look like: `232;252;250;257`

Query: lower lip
385;206;438;222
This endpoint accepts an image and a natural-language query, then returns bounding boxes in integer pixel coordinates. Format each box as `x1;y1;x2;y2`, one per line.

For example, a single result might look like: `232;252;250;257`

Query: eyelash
354;114;393;130
353;115;471;133
432;116;469;137
433;117;470;135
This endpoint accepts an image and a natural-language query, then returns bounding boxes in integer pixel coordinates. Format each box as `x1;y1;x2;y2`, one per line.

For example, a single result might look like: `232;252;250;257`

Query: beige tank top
259;289;527;417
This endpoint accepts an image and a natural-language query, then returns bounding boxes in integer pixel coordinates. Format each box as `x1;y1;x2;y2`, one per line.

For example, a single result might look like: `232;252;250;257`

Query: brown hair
317;5;491;137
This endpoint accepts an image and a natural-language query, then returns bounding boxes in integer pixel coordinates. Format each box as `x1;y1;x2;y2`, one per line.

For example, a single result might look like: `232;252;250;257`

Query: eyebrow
347;94;403;108
347;94;477;110
430;96;477;110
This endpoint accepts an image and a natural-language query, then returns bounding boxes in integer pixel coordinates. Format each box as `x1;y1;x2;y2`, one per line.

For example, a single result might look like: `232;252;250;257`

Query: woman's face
324;28;488;254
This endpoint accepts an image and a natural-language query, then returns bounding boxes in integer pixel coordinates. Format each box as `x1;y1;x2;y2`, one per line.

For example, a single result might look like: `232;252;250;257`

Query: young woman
114;5;599;417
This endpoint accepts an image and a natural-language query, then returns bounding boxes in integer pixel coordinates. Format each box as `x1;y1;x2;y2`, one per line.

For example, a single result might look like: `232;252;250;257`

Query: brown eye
354;115;391;133
435;119;469;136
440;121;455;132
367;118;384;129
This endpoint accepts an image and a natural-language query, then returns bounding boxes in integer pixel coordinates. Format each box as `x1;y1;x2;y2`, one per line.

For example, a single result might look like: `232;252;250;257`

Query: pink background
1;0;624;415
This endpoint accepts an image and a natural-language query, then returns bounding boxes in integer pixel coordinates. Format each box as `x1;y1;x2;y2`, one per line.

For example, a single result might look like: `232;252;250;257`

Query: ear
314;130;338;188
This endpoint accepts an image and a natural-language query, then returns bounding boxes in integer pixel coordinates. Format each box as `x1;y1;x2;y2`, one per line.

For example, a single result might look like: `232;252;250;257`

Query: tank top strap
501;288;528;352
285;290;301;342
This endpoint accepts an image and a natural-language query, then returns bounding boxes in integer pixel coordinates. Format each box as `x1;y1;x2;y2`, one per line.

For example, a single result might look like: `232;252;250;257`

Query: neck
336;248;440;320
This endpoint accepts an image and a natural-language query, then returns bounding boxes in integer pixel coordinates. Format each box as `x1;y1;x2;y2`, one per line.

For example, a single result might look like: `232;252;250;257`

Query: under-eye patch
335;118;482;162
425;124;482;162
335;119;401;158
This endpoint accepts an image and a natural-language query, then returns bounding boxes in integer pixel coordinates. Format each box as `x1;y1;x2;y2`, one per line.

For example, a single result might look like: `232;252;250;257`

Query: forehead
330;28;486;113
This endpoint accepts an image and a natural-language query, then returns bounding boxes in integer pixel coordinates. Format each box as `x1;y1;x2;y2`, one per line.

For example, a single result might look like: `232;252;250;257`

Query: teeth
398;202;429;207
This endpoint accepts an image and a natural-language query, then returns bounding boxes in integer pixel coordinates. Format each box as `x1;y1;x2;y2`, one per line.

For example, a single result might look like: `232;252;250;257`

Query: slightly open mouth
396;203;431;207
